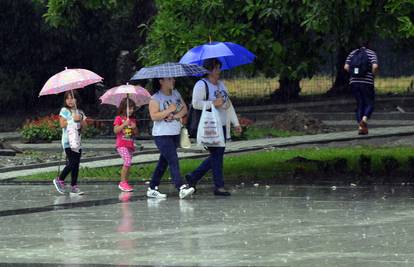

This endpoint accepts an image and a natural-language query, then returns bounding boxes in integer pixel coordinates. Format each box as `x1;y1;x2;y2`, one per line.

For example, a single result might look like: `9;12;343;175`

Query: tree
140;0;325;101
302;0;414;95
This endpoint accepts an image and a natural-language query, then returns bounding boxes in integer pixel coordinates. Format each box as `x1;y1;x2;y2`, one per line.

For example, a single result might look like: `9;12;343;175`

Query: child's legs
59;148;75;181
117;147;133;181
69;149;82;186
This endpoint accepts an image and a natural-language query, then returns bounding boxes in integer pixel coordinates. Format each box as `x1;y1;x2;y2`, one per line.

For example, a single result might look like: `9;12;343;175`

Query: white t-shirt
192;79;230;126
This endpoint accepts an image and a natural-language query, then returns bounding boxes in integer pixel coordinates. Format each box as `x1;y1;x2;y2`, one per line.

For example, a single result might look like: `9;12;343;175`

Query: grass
16;146;414;183
224;75;414;98
233;126;303;140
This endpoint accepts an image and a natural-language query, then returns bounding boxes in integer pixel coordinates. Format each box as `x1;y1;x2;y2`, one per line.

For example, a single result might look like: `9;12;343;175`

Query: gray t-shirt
151;89;183;136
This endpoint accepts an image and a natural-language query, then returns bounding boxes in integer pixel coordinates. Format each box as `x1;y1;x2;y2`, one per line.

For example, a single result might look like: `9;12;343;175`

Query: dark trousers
59;148;82;186
188;127;226;189
351;83;375;123
150;135;183;190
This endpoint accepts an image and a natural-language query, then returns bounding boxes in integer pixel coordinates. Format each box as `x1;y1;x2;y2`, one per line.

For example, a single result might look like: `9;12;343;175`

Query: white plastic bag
197;103;225;147
67;121;81;153
179;126;191;149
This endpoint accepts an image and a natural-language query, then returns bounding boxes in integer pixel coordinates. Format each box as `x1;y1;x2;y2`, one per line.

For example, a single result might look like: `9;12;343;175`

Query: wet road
1;183;414;266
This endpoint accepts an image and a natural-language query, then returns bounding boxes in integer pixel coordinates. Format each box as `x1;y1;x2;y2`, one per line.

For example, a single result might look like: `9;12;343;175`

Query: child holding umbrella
113;98;138;192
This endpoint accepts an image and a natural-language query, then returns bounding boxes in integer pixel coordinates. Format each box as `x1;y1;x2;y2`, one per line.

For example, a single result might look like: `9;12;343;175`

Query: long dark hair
151;78;161;93
63;90;80;109
117;97;136;117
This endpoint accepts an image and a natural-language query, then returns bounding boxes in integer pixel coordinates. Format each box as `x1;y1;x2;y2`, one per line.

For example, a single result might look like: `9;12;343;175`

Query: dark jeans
188;127;226;189
351;82;375;123
59;148;82;186
150;135;183;190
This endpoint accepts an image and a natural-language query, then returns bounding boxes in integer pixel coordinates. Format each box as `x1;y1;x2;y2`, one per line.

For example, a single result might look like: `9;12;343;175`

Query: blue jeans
188;127;226;189
150;135;183;190
352;83;375;123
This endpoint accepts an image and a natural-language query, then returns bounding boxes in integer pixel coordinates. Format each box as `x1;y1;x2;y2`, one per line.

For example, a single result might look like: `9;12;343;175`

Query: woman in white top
186;58;242;196
147;77;195;199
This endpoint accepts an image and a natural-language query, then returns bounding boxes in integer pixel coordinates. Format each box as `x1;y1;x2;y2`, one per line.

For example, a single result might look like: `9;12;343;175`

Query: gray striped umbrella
130;62;207;80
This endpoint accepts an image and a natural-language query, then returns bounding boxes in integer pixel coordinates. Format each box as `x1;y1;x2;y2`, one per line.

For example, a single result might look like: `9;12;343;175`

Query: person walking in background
53;91;87;195
186;58;241;196
147;77;195;199
344;40;379;135
114;98;138;192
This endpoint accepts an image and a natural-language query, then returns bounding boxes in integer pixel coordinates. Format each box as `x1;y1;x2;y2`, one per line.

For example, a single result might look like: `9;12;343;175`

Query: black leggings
59;148;82;186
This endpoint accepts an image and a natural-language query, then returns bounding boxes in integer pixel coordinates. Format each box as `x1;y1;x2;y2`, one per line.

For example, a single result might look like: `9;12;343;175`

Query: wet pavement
1;184;414;266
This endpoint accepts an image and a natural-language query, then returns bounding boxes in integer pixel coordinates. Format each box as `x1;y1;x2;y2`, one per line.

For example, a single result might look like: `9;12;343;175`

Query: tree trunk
271;78;301;101
326;46;351;96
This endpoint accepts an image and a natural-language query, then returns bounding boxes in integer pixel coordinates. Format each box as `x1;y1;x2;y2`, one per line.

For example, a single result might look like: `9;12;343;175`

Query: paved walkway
1;125;414;180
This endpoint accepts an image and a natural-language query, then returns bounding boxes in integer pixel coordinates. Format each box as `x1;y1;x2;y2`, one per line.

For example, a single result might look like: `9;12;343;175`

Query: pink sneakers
118;181;134;192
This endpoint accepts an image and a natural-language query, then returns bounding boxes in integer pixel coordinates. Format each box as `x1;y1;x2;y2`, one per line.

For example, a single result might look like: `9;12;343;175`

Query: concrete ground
1;184;414;266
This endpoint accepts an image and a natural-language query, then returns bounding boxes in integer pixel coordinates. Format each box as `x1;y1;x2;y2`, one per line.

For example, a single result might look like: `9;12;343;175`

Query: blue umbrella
179;41;256;70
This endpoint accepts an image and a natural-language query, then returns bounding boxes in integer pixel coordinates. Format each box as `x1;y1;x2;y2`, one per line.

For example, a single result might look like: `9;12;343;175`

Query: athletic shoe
358;121;368;135
146;187;167;199
70;185;84;195
179;184;195;199
214;187;231;196
185;174;197;193
53;177;66;194
118;181;134;192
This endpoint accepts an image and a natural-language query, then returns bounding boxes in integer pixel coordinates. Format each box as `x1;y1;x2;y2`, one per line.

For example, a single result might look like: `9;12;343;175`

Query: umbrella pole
126;93;129;120
71;89;78;117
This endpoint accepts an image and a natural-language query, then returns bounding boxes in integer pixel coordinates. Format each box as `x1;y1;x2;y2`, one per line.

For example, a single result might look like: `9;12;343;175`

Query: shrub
20;114;61;143
231;115;254;140
82;125;100;139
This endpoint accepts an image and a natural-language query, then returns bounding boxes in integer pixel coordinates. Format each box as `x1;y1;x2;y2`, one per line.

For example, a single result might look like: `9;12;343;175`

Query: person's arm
59;108;71;128
173;96;188;119
371;51;379;75
192;81;211;110
372;64;379;75
59;116;68;128
130;120;139;135
344;64;350;72
149;99;176;121
227;100;242;133
344;50;356;73
77;111;87;129
114;117;129;134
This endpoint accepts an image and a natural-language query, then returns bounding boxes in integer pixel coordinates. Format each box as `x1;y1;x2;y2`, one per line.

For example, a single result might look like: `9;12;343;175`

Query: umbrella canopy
100;84;151;107
39;68;103;96
130;62;207;80
179;41;256;70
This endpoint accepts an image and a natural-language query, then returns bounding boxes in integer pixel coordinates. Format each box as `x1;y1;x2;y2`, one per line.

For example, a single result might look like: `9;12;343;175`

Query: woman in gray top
147;77;195;199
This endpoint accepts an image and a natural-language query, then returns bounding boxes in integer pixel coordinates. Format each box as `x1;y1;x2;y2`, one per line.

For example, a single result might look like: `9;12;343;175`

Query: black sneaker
214;188;231;196
185;174;197;193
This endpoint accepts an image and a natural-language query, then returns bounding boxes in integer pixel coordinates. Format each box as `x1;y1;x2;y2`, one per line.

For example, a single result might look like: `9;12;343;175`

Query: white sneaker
146;187;167;199
179;184;195;199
